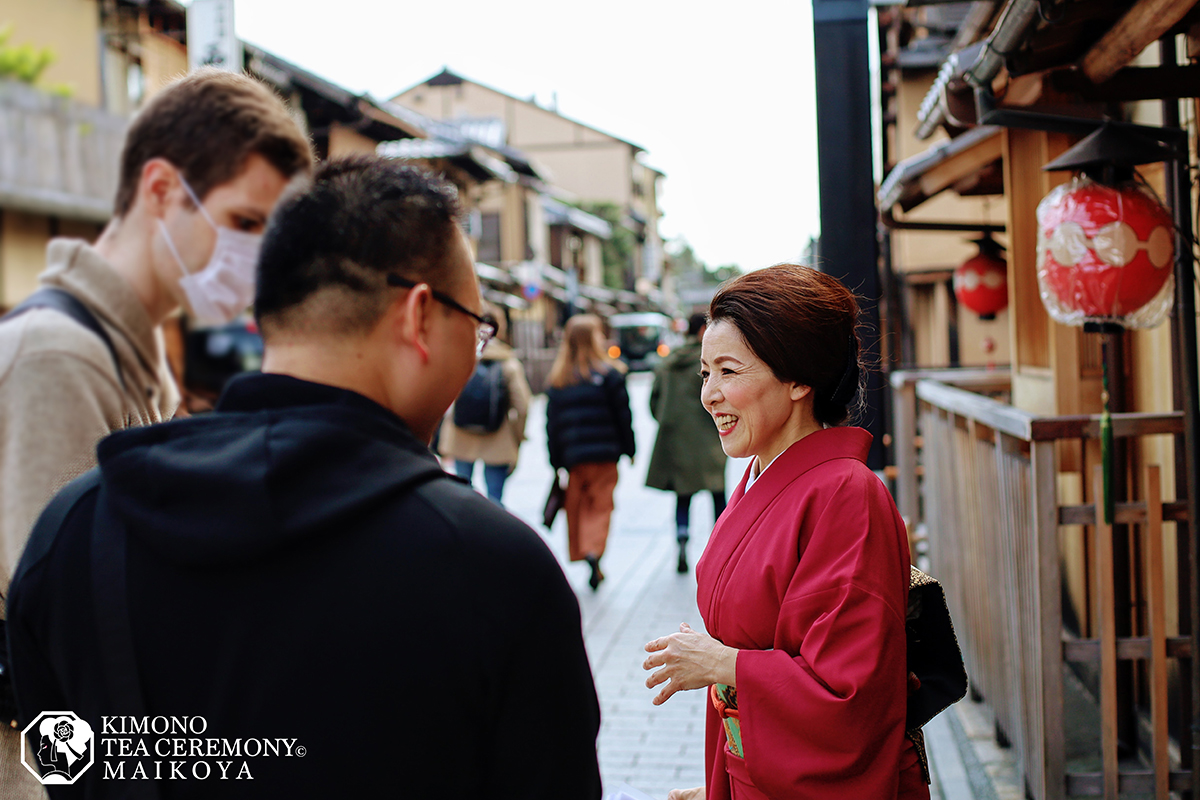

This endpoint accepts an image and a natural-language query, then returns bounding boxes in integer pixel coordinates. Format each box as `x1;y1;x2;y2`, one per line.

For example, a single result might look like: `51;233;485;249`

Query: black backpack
453;359;510;434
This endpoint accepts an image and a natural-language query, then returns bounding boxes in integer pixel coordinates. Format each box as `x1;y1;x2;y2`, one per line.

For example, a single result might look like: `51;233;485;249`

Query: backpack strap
5;470;102;609
0;471;101;728
4;288;126;390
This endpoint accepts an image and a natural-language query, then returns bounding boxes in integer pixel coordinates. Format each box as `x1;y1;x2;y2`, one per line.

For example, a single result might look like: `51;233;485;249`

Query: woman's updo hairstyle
708;264;863;427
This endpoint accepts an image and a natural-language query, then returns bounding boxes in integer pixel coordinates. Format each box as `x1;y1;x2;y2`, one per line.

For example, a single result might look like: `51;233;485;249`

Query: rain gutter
876;125;1007;232
877;124;1002;209
915;0;1042;140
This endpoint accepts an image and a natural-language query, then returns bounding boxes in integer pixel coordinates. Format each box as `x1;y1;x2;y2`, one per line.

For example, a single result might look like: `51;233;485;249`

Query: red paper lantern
953;237;1008;320
1036;176;1174;329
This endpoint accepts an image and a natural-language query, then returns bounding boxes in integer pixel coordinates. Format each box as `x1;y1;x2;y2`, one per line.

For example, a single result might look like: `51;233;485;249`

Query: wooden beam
901;269;955;286
1033;438;1067;798
1001;128;1075;392
1059;499;1190;525
917;133;1003;200
1063;634;1194;661
1094;466;1119;800
1143;466;1169;800
1066;771;1196;793
1051;65;1200;101
1030;411;1185;441
1082;0;1200;84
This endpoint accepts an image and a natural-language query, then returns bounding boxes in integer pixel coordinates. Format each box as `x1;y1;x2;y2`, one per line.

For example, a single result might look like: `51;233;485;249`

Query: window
477;213;501;262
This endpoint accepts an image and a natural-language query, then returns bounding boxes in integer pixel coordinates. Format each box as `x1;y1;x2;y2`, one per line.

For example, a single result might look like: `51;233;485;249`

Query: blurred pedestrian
438;302;532;504
0;69;311;798
645;312;727;573
7;158;602;799
643;265;925;800
546;314;636;590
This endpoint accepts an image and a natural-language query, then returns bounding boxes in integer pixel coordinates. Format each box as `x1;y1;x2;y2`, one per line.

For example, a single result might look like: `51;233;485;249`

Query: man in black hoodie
6;157;602;799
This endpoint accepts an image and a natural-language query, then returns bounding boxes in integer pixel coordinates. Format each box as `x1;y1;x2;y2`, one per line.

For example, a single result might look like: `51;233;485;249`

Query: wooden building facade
871;0;1200;796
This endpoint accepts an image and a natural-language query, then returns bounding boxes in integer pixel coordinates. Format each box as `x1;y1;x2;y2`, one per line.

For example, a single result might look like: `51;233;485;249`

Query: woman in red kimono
644;265;927;800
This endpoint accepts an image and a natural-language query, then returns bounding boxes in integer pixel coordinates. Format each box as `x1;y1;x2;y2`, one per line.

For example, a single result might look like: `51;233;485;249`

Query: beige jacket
0;239;180;594
439;340;531;467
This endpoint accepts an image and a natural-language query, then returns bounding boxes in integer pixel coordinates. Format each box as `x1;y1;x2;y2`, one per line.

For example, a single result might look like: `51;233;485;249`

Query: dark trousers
455;460;509;504
675;490;727;540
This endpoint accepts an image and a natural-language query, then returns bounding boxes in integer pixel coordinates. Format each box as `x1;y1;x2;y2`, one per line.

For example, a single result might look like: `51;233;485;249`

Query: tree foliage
577;201;636;290
0;26;56;85
667;238;740;284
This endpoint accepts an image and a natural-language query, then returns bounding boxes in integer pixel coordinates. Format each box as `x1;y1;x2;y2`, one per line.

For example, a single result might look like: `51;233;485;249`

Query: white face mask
158;176;262;326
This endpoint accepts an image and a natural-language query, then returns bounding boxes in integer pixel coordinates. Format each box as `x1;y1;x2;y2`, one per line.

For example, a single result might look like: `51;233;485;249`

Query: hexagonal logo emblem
21;711;95;784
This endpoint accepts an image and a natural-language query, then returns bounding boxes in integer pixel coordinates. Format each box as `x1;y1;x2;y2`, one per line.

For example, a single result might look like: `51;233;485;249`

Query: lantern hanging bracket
879;208;1006;234
1083;321;1126;335
973;86;1188;153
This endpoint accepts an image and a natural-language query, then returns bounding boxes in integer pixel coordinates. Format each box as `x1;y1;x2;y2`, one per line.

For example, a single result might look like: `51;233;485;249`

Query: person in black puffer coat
545;314;636;590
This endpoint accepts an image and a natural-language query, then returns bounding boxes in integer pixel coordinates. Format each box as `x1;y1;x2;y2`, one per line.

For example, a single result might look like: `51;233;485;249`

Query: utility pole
811;0;886;470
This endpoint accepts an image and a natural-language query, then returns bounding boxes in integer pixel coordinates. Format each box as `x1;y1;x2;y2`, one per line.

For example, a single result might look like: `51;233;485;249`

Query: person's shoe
676;542;689;574
585;555;604;590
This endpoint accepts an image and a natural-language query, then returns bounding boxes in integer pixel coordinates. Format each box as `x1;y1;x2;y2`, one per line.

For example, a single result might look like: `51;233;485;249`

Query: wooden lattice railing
892;371;1191;799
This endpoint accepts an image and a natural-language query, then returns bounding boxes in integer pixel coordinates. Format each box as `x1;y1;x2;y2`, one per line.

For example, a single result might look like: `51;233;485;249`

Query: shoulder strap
0;471;101;729
4;470;103;608
4;288;126;389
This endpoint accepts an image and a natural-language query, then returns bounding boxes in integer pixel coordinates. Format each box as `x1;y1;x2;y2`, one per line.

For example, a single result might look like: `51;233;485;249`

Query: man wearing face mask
6;156;602;799
0;68;310;798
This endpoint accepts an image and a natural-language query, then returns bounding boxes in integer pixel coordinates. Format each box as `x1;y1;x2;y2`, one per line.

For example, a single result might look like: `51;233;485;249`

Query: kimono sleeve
733;474;910;799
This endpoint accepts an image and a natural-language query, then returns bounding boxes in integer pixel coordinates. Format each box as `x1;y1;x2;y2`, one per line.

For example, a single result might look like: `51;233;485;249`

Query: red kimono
695;427;927;800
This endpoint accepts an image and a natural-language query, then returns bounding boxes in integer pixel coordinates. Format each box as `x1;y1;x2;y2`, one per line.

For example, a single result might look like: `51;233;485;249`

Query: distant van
607;312;675;371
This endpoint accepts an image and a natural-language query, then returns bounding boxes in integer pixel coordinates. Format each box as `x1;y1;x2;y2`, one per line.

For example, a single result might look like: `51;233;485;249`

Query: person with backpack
7;157;602;799
438;302;532;504
545;314;636;591
0;69;311;798
646;313;728;574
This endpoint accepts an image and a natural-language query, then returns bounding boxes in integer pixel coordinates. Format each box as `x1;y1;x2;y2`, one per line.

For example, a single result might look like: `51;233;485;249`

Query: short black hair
255;156;463;336
687;312;707;337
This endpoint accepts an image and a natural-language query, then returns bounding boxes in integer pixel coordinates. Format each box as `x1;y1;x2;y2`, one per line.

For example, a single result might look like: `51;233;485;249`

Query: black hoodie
7;373;601;799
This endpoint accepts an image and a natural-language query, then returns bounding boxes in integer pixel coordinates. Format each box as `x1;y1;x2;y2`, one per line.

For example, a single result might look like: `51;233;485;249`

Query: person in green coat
646;313;728;573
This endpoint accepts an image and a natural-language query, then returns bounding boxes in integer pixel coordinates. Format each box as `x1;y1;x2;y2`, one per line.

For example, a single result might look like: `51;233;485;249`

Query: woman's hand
643;622;737;705
667;787;705;800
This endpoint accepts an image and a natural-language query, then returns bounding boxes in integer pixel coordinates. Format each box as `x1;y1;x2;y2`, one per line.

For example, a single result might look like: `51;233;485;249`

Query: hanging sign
187;0;243;73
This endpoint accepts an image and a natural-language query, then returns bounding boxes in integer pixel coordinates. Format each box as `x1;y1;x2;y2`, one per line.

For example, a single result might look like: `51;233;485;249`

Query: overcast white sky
220;0;822;271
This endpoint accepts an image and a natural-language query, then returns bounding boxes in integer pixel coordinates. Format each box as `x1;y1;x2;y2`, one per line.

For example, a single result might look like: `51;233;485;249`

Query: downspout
915;0;1042;140
962;0;1041;89
1160;33;1200;790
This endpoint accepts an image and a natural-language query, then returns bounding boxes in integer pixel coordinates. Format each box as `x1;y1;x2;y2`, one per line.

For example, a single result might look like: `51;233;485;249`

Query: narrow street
462;372;985;799
489;371;724;798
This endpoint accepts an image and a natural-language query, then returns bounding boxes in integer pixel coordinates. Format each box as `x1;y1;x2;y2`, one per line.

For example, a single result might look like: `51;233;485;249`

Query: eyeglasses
386;274;498;356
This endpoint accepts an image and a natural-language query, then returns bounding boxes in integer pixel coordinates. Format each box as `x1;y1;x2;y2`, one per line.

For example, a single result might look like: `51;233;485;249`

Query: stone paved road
461;371;964;799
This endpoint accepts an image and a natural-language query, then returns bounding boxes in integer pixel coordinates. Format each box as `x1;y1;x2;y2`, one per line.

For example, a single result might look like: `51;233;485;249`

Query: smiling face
700;319;818;470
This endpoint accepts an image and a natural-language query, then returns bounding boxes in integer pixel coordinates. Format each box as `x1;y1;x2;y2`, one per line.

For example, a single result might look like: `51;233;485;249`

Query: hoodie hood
96;373;447;567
